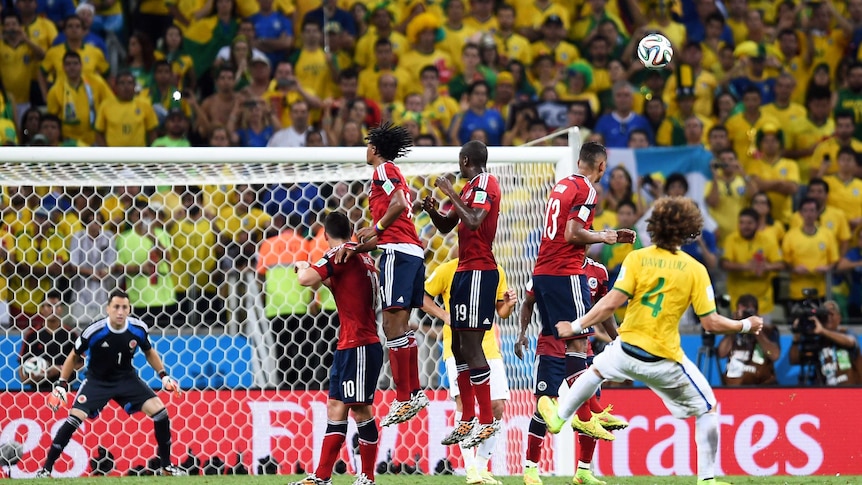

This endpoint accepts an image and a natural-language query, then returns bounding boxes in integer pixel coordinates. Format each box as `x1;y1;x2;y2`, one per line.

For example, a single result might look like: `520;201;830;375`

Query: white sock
475;454;489;473
525;459;538;469
558;369;604;420
577;460;591;470
695;413;718;480
460;441;476;470
476;431;499;462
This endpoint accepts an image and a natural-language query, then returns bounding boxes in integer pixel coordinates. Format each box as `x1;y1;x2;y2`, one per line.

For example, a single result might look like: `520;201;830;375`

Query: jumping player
38;290;185;477
541;197;764;485
423;140;502;449
516;257;626;485
337;122;427;426
293;212;384;485
526;141;634;482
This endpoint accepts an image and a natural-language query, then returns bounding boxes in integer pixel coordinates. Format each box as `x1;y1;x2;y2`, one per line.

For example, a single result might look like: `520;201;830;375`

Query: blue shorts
532;274;594;340
330;343;384;405
379;249;424;310
450;269;499;331
533;355;566;397
73;376;157;418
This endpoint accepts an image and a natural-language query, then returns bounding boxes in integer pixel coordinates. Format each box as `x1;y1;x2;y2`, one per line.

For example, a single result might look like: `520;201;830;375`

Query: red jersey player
338;122;428;427
295;212;384;485
423;140;502;449
524;142;634;485
516;258;627;485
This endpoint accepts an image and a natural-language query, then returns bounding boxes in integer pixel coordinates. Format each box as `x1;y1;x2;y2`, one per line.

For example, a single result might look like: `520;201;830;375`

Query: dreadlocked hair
366;121;413;161
646;196;703;253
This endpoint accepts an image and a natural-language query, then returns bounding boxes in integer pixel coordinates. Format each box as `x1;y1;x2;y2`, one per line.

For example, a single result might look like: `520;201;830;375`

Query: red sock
360;441;377;479
577;433;597;464
526;412;546;463
588;395;603;414
576;401;592;422
407;335;420;394
456;368;476;421
315;423;347;480
470;367;493;424
388;346;411;402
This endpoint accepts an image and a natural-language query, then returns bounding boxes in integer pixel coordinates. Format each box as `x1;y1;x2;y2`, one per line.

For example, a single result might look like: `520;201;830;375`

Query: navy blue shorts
330;343;384;405
533;355;566;397
532;274;594;340
379;248;424;310
450;269;499;331
73;376;157;418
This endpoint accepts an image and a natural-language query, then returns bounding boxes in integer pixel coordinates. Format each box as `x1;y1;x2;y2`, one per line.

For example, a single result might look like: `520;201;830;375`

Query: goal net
0;143;578;478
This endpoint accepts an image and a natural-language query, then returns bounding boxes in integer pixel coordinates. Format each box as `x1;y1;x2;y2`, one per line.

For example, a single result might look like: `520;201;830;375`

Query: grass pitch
30;474;861;485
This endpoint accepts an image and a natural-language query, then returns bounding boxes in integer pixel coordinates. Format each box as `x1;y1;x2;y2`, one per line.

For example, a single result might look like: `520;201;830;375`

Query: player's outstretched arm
515;291;536;360
701;312;764;335
421;294;450;324
556;289;628;338
495;289;517;319
47;350;81;412
144;348;181;396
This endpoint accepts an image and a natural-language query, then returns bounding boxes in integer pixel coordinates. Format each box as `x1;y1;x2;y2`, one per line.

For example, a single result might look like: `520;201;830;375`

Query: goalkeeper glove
160;371;181;396
47;380;68;412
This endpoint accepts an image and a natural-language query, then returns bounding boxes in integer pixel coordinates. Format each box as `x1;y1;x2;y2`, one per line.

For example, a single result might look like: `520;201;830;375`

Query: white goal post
0;128;584;478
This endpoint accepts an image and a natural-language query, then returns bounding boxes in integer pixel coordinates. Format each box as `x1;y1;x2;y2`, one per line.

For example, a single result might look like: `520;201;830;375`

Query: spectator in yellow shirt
95;71;158;147
724;0;749;46
46;51;113;146
293;20;336;100
761;73;807;128
9;207;68;329
721;208;785;318
775;29;811;105
790;178;851;257
705;149;757;246
464;0;498;33
18;0;57;87
782;197;840;303
748;126;799;225
750;191;785;244
354;1;407;69
357;38;412;103
401;13;454;86
663;43;717;119
811;112;862;178
1;12;45;120
725;87;779;169
802;1;852;83
823;147;862;230
784;87;834;186
494;4;531;67
38;15;109;100
530;15;580;69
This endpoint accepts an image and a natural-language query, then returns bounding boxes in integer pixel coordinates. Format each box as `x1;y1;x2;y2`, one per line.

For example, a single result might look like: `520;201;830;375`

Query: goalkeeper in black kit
37;290;186;477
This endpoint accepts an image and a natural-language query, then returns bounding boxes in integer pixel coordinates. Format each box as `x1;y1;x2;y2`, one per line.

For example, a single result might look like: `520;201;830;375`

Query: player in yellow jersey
538;197;764;485
423;256;516;485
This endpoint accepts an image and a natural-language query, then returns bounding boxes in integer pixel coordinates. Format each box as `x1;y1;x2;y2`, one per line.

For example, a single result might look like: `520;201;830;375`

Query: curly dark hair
646;197;703;253
366;121;413;161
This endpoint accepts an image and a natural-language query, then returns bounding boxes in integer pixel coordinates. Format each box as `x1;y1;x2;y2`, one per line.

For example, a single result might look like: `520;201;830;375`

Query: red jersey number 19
543;198;561;240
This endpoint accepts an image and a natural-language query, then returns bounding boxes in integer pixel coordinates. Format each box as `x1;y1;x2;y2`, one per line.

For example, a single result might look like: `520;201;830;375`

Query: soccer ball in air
637;33;673;69
22;356;48;375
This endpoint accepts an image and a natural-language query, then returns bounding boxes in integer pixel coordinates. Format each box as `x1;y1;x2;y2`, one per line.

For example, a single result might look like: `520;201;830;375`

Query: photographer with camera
790;299;861;386
718;294;781;385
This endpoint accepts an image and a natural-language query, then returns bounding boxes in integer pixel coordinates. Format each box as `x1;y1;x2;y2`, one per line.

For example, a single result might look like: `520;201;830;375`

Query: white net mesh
0;147;570;477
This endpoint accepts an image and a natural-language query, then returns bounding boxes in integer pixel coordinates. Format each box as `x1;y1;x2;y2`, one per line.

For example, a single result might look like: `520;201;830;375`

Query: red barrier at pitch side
1;388;860;477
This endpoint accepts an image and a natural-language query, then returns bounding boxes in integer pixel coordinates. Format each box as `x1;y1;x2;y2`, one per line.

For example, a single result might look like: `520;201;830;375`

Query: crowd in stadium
2;0;862;382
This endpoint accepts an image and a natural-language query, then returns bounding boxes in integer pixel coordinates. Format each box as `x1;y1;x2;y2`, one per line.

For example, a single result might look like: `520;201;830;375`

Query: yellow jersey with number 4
425;258;506;362
613;246;716;363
